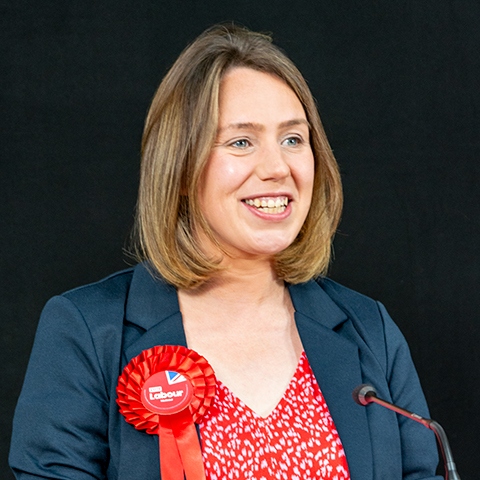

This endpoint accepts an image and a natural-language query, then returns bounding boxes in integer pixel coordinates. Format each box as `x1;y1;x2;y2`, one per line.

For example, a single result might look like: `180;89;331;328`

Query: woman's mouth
243;196;289;214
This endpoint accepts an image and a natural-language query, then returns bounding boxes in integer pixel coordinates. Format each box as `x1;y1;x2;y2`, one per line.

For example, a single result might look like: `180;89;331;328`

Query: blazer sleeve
9;295;110;479
377;301;442;480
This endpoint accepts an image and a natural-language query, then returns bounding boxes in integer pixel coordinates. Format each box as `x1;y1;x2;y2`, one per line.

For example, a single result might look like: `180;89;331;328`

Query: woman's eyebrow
219;122;264;133
218;118;309;133
278;118;310;129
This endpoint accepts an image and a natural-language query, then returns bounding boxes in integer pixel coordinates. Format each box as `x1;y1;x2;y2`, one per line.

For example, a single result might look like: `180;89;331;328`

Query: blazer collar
125;263;180;330
126;264;349;332
288;279;348;329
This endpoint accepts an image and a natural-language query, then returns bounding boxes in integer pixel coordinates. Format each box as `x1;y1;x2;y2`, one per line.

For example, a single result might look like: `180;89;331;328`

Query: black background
2;1;479;478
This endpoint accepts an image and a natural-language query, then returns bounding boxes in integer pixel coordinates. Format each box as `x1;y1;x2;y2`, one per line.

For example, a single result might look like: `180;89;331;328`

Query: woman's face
198;67;314;262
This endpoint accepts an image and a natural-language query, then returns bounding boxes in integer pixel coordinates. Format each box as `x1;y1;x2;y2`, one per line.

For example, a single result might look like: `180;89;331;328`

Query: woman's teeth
244;197;289;214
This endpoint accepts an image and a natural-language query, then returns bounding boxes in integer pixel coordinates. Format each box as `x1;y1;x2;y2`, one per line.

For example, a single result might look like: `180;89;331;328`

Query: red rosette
116;345;216;480
117;345;216;430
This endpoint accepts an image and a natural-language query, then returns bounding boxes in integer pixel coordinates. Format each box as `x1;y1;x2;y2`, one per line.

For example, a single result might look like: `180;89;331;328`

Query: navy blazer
10;264;441;479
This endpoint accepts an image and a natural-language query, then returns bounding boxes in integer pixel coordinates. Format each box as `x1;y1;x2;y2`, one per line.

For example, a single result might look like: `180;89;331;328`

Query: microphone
352;384;460;480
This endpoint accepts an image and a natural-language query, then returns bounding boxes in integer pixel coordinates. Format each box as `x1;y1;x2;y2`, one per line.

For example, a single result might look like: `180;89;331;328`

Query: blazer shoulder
40;268;137;391
315;276;382;318
61;267;135;309
42;267;137;343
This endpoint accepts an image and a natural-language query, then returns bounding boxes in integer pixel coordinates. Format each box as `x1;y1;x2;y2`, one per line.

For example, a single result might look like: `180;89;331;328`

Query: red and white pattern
199;352;350;480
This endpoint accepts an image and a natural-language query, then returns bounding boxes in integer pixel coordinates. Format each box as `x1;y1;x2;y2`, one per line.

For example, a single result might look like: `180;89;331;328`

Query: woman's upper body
130;24;343;430
10;24;441;479
10;262;441;479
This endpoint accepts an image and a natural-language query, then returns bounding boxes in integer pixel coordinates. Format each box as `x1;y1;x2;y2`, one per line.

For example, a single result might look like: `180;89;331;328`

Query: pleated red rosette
117;345;216;480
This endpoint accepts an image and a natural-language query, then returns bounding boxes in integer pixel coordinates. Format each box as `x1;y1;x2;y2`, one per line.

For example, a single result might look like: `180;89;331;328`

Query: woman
10;24;441;479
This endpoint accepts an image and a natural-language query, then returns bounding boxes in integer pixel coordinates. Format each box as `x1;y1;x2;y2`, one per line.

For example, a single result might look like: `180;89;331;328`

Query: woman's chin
228;240;293;260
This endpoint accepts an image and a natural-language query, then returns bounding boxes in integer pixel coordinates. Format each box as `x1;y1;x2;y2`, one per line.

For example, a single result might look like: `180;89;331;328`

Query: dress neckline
214;351;307;420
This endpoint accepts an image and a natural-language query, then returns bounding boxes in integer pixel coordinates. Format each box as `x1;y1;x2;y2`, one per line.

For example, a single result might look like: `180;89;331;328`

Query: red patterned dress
199;352;350;480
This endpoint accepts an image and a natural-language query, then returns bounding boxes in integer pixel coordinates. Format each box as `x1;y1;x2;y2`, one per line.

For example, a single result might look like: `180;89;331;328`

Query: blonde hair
134;24;343;288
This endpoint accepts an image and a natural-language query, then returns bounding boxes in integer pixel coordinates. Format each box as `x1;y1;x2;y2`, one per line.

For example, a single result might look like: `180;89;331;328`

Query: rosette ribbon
117;345;216;480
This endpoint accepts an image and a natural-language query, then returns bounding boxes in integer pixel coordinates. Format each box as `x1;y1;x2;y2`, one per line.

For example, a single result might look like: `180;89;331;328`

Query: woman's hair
134;23;343;289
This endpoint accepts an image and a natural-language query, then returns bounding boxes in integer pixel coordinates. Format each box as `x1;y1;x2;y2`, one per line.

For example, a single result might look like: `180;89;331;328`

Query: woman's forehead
217;67;307;129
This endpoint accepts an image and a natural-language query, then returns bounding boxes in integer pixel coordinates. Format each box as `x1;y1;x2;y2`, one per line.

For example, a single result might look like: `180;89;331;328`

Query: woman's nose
256;144;290;181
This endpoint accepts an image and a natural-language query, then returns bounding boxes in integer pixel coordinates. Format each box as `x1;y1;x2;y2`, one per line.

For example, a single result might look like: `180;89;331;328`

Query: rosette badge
117;345;216;480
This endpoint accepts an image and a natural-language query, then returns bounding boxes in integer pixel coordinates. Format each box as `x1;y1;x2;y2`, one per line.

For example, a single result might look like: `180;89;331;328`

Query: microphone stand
353;384;460;480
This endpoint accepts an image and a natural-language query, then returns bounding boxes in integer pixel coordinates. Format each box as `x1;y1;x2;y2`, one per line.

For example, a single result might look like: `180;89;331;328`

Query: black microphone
352;384;460;480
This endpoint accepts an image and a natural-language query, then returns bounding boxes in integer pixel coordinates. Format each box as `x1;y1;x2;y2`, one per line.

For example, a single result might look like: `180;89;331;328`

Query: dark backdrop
2;1;479;478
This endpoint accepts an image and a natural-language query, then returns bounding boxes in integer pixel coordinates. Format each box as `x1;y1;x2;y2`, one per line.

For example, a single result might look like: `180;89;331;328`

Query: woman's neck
180;258;287;312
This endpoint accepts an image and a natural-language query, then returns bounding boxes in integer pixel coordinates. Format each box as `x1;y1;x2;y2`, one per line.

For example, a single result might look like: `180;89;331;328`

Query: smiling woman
136;25;342;289
10;24;442;480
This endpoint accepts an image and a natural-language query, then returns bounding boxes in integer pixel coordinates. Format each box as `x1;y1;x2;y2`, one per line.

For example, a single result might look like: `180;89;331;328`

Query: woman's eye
283;136;301;147
231;139;250;148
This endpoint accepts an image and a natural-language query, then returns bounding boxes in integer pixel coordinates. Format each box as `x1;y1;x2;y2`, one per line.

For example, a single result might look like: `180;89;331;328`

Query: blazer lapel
123;264;188;363
289;281;373;480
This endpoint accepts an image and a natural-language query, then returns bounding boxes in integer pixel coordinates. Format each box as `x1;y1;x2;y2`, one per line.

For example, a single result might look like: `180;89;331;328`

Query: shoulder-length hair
134;24;343;289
